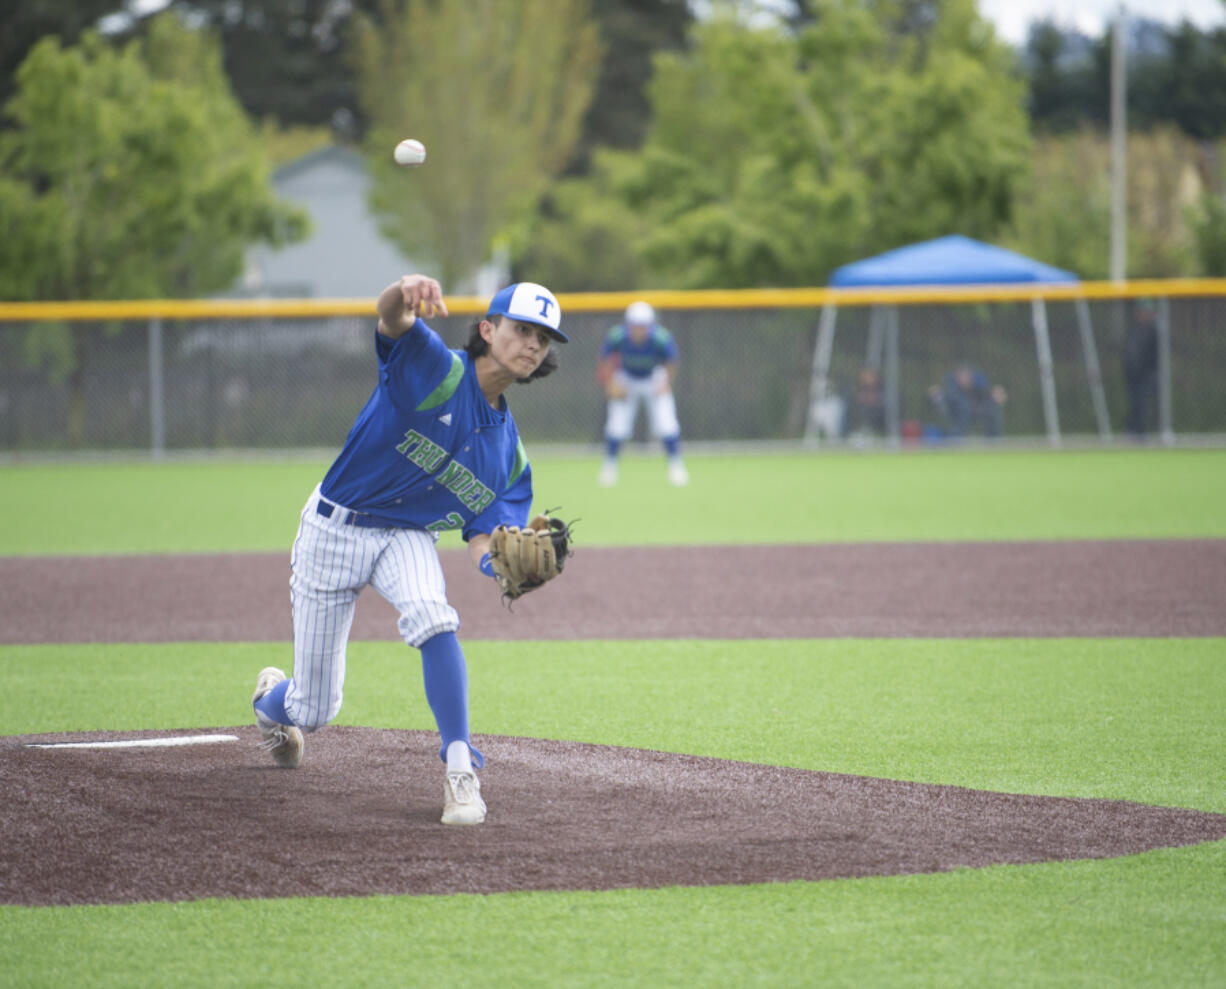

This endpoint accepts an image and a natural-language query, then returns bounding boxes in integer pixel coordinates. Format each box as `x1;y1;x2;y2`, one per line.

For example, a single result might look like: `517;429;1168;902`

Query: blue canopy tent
806;235;1111;445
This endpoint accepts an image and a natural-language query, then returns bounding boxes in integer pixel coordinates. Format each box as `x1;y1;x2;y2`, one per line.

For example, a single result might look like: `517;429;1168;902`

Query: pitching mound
3;727;1223;906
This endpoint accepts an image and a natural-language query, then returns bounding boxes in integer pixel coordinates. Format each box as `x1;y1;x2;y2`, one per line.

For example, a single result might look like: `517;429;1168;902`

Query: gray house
233;145;419;299
232;145;507;299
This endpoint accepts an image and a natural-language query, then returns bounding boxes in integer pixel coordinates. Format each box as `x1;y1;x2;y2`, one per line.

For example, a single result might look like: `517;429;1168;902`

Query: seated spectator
843;366;886;440
928;363;1007;438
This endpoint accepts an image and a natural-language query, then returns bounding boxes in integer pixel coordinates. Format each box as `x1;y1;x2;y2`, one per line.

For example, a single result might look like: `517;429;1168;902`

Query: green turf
3;638;1223;812
2;637;1224;987
2;447;1224;555
3;448;1224;986
2;844;1224;989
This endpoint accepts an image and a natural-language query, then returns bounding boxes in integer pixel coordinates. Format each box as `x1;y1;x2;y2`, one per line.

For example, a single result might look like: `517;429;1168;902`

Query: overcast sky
979;0;1226;45
117;0;1226;50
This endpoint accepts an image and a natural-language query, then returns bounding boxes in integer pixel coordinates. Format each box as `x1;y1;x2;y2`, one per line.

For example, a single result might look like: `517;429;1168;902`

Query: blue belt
316;499;399;529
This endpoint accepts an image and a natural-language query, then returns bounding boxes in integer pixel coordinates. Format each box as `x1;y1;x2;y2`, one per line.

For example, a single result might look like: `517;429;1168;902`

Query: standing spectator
1123;299;1159;439
596;301;688;486
929;363;1007;438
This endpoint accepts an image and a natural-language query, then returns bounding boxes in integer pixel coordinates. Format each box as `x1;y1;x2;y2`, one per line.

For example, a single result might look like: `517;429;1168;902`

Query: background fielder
251;273;567;826
596;301;688;487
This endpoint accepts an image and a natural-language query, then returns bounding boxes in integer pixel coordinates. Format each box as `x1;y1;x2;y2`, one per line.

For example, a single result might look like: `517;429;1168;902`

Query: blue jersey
600;324;678;379
320;321;533;540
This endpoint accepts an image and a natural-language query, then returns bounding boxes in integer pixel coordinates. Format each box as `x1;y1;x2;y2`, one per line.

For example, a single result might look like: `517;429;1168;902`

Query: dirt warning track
3;539;1225;643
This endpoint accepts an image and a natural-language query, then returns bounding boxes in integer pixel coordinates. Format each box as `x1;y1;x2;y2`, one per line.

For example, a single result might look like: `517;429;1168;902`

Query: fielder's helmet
625;301;655;327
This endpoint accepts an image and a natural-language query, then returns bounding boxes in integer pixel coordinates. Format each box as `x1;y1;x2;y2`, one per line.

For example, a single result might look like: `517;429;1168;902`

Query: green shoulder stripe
508;438;528;487
416;353;464;411
651;326;673;347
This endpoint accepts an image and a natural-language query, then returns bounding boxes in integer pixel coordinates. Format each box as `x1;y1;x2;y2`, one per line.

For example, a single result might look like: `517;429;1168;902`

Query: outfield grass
1;447;1224;555
2;449;1224;987
3;846;1224;989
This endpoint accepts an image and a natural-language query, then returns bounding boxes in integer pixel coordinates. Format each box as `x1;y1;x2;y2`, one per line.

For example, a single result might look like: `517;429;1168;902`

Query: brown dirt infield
2;540;1224;906
3;727;1224;907
3;539;1225;643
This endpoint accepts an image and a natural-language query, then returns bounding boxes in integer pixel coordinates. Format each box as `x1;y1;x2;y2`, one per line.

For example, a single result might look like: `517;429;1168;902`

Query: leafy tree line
1017;14;1226;279
4;0;1226;308
0;1;691;163
0;15;308;443
522;0;1032;288
0;18;305;304
1025;16;1226;140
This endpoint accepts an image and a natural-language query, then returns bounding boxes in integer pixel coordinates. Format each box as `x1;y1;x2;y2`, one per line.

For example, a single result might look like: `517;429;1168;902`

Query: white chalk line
25;733;240;750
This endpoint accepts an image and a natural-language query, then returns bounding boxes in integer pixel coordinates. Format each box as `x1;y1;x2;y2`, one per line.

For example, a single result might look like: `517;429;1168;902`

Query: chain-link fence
1;291;1223;453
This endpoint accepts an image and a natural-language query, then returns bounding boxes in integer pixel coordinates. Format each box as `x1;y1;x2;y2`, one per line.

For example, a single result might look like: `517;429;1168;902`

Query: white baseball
394;139;427;167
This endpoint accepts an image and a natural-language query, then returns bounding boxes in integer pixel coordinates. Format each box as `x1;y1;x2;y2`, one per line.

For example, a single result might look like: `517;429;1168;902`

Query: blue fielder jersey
600;324;678;379
320;320;533;540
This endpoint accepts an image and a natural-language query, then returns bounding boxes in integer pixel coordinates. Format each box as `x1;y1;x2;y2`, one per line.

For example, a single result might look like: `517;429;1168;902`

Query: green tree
571;0;691;168
0;0;116;116
1022;17;1226;141
101;2;688;160
522;0;1029;289
351;0;602;289
158;0;382;130
854;0;1030;250
1004;127;1203;279
1192;192;1226;275
517;148;652;290
1153;23;1226;140
1025;21;1099;133
0;16;307;443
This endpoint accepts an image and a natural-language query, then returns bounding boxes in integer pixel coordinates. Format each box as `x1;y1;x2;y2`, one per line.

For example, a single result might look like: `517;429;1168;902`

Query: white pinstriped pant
284;485;460;730
605;367;681;441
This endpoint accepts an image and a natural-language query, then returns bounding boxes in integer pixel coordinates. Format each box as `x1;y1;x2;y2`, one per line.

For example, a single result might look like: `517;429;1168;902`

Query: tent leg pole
1074;296;1112;441
866;305;884;369
885;305;900;447
1032;298;1062;448
804;302;839;447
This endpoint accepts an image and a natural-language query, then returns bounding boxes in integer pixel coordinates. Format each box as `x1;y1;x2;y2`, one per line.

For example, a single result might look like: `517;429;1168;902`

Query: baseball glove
488;514;575;601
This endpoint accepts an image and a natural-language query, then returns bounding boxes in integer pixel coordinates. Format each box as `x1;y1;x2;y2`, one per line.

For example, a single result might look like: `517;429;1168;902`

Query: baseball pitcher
252;274;574;826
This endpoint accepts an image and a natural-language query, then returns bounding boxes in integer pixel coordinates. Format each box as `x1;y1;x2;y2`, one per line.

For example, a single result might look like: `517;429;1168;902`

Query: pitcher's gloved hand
488;514;575;600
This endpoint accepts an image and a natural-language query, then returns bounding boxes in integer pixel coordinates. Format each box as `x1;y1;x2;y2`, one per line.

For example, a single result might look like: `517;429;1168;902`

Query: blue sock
664;435;681;457
420;632;484;768
605;437;621;458
253;678;293;726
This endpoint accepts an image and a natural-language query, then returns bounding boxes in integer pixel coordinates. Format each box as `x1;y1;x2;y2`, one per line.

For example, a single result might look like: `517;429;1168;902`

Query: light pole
1110;4;1127;282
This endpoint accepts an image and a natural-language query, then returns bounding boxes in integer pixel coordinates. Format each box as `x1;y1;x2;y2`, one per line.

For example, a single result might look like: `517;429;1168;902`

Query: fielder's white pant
605;367;681;441
285;485;460;730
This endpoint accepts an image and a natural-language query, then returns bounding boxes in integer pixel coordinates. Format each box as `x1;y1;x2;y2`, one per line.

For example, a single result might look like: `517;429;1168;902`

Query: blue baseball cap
485;282;567;342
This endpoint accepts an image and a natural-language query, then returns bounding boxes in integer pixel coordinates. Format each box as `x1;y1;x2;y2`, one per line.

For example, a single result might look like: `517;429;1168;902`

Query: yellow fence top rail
3;278;1226;322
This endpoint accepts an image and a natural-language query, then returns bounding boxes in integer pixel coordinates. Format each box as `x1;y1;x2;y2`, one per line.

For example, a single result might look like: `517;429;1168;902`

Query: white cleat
668;461;689;486
598;462;618;487
441;771;487;826
252;666;303;769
